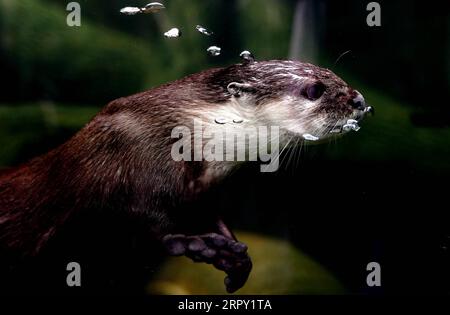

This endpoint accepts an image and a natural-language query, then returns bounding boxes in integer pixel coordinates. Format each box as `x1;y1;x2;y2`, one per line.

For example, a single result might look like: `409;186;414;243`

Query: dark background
0;0;449;294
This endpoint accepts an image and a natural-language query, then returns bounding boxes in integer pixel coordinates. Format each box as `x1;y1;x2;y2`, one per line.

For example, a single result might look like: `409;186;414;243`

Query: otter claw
229;241;248;253
187;237;207;252
162;233;252;293
162;234;186;256
201;248;217;258
224;256;252;293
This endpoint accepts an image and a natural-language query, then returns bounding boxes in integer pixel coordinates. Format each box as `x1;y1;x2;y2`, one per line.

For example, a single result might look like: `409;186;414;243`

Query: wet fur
0;60;360;288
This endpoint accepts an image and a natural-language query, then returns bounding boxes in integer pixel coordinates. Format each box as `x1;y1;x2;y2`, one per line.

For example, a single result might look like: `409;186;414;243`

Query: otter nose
351;93;366;110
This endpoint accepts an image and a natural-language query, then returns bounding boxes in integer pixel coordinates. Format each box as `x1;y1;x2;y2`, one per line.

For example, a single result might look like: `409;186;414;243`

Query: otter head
209;60;373;144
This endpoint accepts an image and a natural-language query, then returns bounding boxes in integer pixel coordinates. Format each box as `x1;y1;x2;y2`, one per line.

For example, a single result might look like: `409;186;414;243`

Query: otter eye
302;82;326;101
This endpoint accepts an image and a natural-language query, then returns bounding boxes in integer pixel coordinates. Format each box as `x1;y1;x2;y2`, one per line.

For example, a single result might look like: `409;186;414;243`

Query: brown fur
0;60;358;256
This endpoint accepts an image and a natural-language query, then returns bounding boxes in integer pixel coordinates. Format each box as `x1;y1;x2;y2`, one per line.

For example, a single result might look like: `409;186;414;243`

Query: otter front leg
161;220;252;293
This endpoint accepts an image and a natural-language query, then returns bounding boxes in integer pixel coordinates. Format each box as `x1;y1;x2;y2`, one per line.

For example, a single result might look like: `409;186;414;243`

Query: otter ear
227;82;253;97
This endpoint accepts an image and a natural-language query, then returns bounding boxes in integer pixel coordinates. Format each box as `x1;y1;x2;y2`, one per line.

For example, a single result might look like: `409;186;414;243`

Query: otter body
0;60;371;293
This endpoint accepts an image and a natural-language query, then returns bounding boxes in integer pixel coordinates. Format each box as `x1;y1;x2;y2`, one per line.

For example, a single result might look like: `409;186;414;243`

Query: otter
0;60;372;293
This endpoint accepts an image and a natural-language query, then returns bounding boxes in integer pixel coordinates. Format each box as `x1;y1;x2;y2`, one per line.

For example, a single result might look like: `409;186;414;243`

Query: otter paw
162;233;252;293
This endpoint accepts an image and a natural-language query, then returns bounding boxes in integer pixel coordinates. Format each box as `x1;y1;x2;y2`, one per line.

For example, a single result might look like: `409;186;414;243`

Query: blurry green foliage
238;0;293;59
0;103;99;166
0;0;159;103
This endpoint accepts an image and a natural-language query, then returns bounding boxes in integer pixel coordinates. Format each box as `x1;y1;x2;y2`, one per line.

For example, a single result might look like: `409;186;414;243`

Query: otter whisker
287;137;302;171
333;50;352;67
288;138;300;169
276;136;294;169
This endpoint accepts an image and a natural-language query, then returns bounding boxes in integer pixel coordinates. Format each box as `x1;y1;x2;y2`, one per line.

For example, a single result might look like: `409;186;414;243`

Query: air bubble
164;28;181;38
196;25;214;36
240;50;255;62
303;134;319;141
120;7;141;15
141;2;165;13
343;125;353;132
343;119;361;132
343;123;361;132
120;2;165;15
215;118;228;125
207;46;221;56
